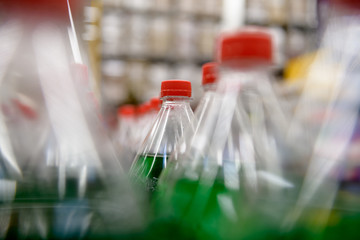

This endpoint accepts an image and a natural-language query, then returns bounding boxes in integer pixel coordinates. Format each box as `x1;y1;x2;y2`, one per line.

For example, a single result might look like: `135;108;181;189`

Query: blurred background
82;0;319;127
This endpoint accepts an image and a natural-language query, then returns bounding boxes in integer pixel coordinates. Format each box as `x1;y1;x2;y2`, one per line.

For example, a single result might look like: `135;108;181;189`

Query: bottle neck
120;115;135;121
161;96;191;105
202;83;217;92
217;65;270;93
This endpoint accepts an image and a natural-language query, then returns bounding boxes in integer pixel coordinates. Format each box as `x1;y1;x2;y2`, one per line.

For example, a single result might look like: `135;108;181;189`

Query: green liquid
153;167;318;240
154;163;246;239
131;154;168;191
154;177;360;240
156;176;245;240
3;168;141;240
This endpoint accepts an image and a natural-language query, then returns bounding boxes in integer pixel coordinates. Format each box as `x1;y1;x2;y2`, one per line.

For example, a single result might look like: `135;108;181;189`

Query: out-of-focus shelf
288;23;318;32
245;20;318;32
102;54;213;66
245;20;287;28
103;6;222;22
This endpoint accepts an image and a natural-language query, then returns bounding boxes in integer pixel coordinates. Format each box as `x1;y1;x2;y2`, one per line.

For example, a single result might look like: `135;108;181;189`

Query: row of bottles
127;29;293;240
1;0;360;239
115;97;161;170
118;1;360;239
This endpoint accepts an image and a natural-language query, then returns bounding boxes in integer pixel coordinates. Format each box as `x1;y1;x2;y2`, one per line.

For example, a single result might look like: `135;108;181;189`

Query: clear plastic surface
0;3;145;239
130;96;195;192
156;60;295;240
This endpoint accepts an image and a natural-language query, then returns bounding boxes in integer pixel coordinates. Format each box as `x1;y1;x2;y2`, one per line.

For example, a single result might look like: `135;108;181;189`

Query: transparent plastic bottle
156;29;292;240
0;1;145;238
283;1;360;238
158;63;219;184
130;80;195;192
116;105;137;171
134;102;152;150
194;62;218;119
149;97;162;122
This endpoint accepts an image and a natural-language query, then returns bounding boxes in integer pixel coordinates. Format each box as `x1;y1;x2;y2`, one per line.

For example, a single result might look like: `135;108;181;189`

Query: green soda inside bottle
154;163;325;240
131;154;168;191
154;165;252;240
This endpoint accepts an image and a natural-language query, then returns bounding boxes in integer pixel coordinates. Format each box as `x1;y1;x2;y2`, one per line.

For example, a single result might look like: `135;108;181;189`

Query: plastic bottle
134;102;152;150
158;62;219;184
150;97;162;118
155;29;292;240
0;1;145;238
194;62;218;119
130;80;195;192
284;1;360;238
116;104;137;171
131;97;163;176
147;97;163;134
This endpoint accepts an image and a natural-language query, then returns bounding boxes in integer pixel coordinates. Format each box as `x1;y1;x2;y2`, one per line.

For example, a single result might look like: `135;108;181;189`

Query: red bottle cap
161;80;192;98
150;97;162;111
202;62;218;86
137;103;151;115
217;28;272;66
118;105;136;117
